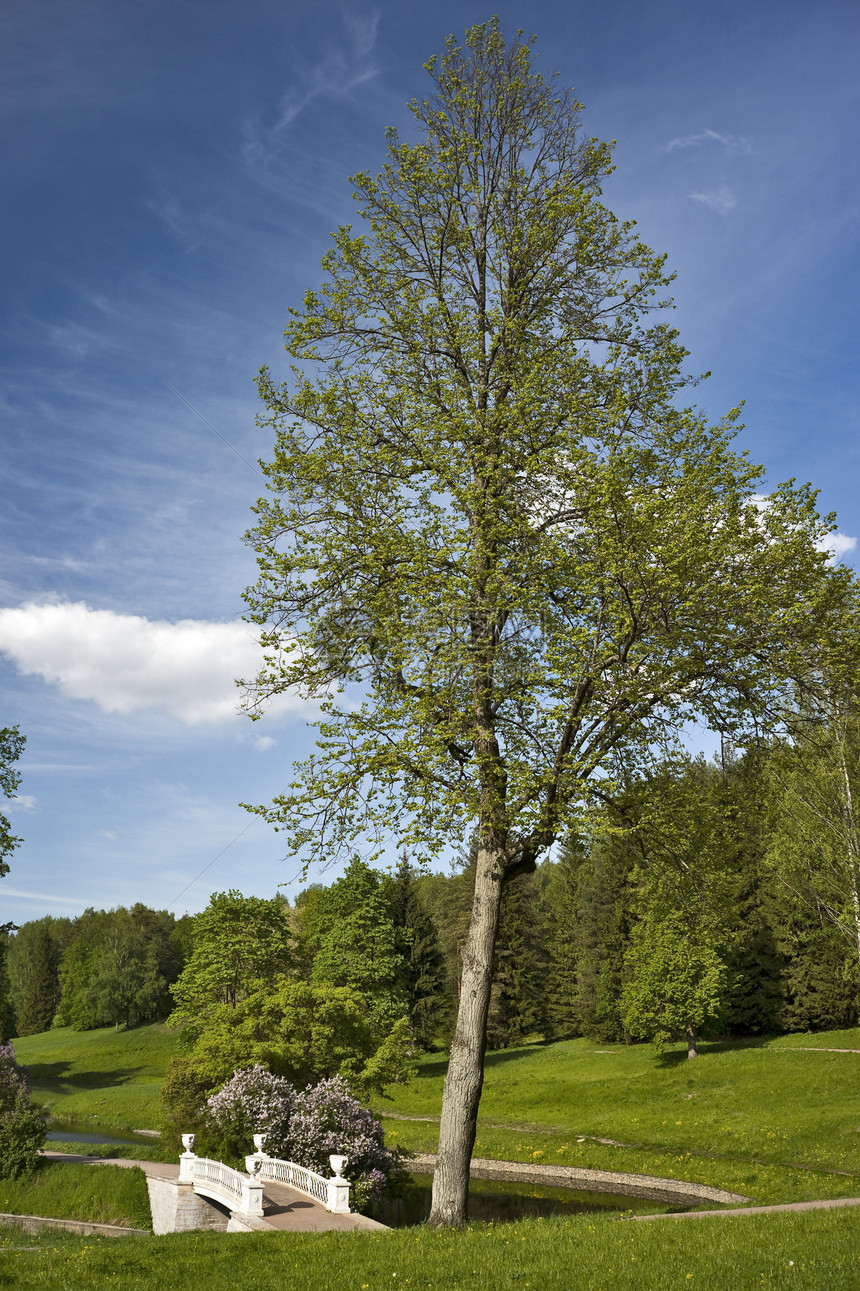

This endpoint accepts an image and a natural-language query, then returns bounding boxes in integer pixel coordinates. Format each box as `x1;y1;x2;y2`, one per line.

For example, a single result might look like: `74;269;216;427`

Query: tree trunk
428;840;505;1226
686;1023;698;1059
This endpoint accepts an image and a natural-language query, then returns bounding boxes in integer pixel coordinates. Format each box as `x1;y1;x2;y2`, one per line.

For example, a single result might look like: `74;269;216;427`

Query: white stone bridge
147;1136;383;1234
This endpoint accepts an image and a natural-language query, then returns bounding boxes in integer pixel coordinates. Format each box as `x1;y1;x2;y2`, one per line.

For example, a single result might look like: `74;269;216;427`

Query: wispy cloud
690;187;737;214
665;129;752;155
0;886;85;908
4;795;36;813
0;601;304;725
241;10;382;205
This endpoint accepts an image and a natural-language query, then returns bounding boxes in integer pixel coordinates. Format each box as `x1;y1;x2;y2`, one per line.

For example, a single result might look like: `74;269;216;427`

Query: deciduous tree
243;21;856;1223
168;890;292;1039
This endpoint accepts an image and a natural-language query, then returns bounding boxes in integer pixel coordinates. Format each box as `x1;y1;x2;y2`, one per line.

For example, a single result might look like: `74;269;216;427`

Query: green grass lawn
0;1161;151;1230
11;1023;860;1210
12;1023;179;1132
0;1209;857;1289
374;1031;860;1206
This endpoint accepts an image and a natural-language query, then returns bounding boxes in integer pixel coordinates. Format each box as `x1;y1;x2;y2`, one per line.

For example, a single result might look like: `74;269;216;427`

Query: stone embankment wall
410;1154;748;1207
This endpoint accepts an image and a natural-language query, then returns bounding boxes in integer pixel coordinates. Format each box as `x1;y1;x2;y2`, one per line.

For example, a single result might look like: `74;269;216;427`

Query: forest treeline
4;740;860;1049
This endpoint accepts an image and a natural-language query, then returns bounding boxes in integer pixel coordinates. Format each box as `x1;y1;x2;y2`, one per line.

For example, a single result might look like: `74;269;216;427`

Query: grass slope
0;1162;151;1229
0;1210;858;1289
12;1023;179;1132
374;1032;860;1206
11;1024;860;1208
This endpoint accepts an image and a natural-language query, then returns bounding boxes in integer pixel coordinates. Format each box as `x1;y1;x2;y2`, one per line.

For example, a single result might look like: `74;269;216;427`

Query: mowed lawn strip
0;1209;858;1289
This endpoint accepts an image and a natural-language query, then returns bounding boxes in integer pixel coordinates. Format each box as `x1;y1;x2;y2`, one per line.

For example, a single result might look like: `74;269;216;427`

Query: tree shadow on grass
24;1061;140;1094
653;1037;771;1068
416;1043;555;1082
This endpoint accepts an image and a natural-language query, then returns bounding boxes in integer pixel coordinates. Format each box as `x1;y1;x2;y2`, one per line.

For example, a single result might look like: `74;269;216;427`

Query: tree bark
428;839;505;1226
686;1023;698;1059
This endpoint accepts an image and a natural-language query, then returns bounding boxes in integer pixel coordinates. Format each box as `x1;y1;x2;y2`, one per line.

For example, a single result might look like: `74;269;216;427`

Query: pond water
45;1120;160;1148
379;1175;670;1227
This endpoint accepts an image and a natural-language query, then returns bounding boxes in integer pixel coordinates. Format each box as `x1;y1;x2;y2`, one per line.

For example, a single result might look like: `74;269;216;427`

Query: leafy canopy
243;18;853;875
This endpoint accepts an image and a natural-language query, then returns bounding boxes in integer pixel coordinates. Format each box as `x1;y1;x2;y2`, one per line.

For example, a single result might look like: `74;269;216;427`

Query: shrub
201;1067;401;1212
205;1065;296;1161
0;1041;46;1177
287;1075;400;1209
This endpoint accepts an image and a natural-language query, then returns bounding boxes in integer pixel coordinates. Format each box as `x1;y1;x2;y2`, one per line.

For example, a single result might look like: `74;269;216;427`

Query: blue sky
2;0;858;922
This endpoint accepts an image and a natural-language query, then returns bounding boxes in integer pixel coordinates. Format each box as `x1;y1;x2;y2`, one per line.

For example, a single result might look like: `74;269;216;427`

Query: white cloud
690;187;737;214
815;531;857;561
4;795;36;813
665;129;752;155
254;736;277;752
0;601;302;725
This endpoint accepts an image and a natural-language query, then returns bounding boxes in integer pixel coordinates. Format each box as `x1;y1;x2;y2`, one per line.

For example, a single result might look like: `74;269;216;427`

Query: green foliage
7;917;72;1037
56;908;171;1031
310;858;407;1031
0;1041;46;1178
384;859;446;1049
765;709;860;970
415;858;476;1034
621;912;729;1054
0;726;25;881
15;922;58;1036
488;870;547;1048
241;19;852;876
168;890;292;1038
558;829;636;1042
160;978;416;1141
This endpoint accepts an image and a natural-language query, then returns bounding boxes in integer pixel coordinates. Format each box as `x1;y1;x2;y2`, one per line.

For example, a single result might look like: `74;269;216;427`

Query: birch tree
242;21;856;1224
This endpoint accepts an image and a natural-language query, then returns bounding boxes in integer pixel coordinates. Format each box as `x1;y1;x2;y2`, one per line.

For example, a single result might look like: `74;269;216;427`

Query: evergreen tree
311;858;407;1032
487;869;547;1048
542;840;583;1040
569;830;637;1042
9;917;72;1034
384;859;445;1049
15;922;57;1036
0;935;15;1042
416;855;476;1029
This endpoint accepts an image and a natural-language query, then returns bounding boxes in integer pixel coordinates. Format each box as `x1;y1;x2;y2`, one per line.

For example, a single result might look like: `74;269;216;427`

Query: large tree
243;22;856;1224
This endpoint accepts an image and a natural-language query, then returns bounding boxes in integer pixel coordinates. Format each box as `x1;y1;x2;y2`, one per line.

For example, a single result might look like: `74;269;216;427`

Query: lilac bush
205;1067;400;1209
205;1065;296;1160
288;1075;398;1207
0;1043;29;1112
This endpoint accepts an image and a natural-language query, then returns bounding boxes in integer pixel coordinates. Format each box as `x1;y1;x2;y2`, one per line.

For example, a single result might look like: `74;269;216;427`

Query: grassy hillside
12;1023;860;1207
13;1022;179;1131
0;1161;152;1229
373;1032;860;1206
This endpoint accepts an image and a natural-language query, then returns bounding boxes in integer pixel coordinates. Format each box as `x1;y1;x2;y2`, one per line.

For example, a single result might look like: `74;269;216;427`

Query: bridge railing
178;1134;351;1216
178;1140;264;1217
245;1148;351;1214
